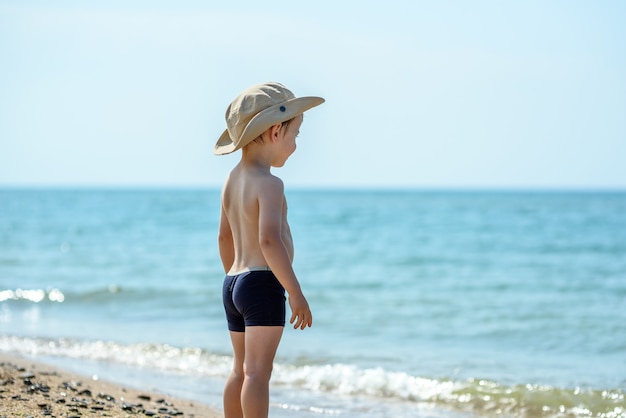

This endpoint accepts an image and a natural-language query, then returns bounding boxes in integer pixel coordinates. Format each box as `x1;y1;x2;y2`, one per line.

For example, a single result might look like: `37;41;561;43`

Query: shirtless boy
214;82;324;418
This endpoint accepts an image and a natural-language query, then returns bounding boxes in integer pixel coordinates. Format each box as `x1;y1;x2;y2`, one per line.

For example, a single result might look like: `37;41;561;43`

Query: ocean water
1;188;625;418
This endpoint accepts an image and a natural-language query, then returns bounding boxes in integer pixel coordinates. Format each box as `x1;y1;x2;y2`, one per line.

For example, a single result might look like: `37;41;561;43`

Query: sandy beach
0;353;222;418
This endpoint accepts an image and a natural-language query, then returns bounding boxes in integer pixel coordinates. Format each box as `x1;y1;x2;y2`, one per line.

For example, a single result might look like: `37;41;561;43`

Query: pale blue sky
1;1;625;189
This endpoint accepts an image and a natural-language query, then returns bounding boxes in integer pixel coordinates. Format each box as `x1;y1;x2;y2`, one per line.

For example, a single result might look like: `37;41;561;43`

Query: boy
214;82;324;418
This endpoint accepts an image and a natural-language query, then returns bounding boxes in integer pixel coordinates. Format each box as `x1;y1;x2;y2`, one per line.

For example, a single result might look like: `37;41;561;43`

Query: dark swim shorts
222;269;286;332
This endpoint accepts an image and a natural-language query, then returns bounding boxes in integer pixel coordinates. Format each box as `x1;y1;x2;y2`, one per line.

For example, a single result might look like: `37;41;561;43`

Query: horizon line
1;184;626;193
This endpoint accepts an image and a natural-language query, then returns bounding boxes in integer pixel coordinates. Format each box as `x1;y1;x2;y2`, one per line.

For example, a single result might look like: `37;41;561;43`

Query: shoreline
0;352;223;418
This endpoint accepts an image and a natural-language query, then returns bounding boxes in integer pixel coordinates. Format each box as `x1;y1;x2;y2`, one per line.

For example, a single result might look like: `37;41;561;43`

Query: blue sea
1;188;625;418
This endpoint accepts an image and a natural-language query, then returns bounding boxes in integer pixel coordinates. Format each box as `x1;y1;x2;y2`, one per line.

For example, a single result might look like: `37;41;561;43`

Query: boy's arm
257;177;312;330
217;204;234;274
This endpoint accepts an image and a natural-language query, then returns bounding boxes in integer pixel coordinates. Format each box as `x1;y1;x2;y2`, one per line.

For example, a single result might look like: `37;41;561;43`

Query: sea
1;188;625;418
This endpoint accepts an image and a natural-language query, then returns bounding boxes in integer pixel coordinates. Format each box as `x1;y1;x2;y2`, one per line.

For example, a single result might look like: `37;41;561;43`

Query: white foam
0;336;232;377
0;335;458;403
273;363;457;402
0;288;65;303
1;335;623;418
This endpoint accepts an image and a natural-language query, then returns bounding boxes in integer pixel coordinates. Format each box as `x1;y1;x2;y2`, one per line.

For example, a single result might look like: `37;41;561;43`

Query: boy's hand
288;293;312;330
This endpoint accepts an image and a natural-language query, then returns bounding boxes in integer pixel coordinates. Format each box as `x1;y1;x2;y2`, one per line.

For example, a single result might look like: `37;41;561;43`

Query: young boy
214;82;324;418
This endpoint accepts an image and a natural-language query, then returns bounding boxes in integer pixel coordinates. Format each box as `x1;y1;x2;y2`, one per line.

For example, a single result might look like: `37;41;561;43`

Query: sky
1;0;625;189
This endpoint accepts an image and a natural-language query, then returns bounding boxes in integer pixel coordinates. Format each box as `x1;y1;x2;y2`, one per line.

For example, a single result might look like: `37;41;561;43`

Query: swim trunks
222;269;286;332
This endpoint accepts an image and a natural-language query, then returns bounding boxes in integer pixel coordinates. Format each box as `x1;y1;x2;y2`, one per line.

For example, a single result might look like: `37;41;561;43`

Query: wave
0;335;623;418
0;288;65;303
0;286;208;305
0;287;130;304
0;335;232;377
276;363;625;417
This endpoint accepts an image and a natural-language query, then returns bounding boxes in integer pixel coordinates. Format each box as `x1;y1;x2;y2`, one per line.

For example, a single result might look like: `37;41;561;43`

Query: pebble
98;392;116;402
77;388;92;396
61;381;78;392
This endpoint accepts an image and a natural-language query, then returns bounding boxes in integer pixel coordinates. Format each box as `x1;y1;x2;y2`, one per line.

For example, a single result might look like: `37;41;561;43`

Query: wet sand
0;353;222;417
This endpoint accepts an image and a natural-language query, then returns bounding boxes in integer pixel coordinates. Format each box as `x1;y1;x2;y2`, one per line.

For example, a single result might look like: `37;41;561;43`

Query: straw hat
214;82;324;155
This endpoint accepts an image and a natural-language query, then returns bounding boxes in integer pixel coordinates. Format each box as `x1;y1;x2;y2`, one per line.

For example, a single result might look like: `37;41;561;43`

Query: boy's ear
269;123;283;140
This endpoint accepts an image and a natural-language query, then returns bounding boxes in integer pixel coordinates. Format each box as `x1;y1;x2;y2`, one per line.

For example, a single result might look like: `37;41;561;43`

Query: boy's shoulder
252;170;285;198
225;165;284;196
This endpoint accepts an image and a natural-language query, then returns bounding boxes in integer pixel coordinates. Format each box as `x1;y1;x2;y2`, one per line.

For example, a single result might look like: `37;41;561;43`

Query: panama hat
214;82;324;155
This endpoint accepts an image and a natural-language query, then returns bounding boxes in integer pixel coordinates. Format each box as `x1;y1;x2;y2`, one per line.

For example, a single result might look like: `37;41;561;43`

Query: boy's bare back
220;163;294;275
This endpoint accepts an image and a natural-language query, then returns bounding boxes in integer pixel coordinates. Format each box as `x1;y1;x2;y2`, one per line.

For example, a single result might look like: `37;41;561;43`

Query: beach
0;353;222;418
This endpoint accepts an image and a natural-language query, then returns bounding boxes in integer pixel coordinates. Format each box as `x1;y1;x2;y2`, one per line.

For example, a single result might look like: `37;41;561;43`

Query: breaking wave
0;335;623;418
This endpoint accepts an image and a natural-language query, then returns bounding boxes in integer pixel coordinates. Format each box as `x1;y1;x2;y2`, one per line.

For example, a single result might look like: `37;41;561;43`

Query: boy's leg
241;326;284;418
224;331;245;418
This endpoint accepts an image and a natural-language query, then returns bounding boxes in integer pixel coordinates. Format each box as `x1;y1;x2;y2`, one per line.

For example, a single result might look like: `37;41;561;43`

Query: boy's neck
241;145;274;171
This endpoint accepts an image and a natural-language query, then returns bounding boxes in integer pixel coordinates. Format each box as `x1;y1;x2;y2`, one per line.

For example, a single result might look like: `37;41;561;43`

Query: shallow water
1;188;625;417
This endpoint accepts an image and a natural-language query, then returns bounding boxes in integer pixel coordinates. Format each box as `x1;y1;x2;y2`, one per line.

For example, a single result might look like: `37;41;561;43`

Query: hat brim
214;96;324;155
